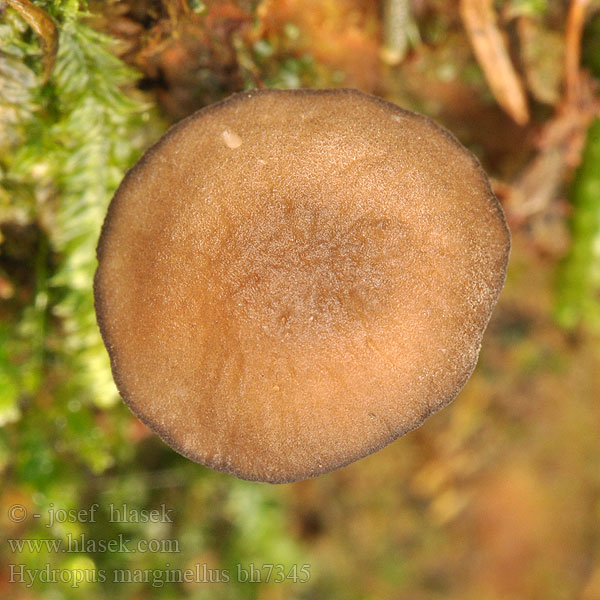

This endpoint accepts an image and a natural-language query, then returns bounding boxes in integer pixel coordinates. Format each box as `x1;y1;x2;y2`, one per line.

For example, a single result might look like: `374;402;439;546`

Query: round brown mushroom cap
94;88;510;483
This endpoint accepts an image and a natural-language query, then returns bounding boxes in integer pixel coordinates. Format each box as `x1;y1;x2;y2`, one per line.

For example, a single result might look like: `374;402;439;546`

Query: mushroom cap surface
94;88;510;483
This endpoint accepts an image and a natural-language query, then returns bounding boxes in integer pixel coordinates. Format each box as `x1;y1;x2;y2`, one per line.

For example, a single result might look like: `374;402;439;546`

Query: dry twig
6;0;58;84
460;0;530;125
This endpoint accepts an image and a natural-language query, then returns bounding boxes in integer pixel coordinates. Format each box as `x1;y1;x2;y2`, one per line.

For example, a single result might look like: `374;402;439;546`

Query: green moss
556;118;600;331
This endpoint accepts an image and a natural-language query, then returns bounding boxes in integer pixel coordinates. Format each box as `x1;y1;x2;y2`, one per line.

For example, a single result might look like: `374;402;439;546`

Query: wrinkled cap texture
94;88;510;483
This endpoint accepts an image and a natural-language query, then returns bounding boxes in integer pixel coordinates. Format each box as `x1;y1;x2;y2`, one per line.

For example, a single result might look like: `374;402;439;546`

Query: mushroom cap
94;88;510;483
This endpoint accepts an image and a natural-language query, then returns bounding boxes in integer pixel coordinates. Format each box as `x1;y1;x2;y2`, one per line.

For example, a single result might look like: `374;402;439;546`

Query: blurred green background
1;0;600;598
